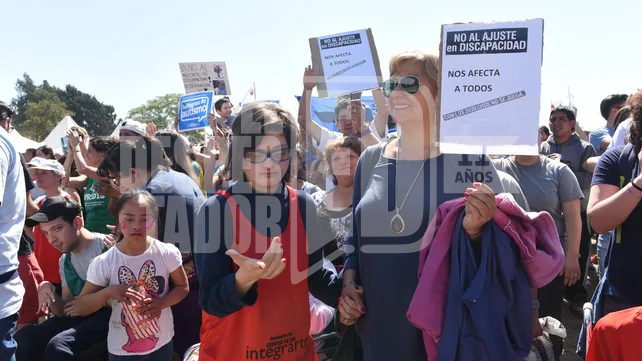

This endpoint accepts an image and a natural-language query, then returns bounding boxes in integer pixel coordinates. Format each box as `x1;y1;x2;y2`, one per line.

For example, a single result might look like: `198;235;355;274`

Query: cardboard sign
177;91;214;132
179;62;232;95
309;29;383;98
438;19;544;155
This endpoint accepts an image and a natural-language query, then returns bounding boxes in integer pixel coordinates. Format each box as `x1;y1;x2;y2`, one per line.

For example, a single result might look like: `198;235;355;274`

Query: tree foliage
127;94;182;130
10;73;117;137
22;99;75;141
127;93;206;145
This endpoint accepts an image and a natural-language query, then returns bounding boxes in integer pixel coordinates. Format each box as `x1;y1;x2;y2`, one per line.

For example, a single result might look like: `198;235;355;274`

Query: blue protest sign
178;91;214;132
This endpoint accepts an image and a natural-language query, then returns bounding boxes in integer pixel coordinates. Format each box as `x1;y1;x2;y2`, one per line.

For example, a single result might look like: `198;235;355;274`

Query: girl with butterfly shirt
72;189;189;361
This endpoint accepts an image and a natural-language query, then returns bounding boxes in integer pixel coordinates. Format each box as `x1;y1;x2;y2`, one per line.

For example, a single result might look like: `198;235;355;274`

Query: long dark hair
154;130;199;184
223;102;299;184
89;136;118;154
97;136;169;178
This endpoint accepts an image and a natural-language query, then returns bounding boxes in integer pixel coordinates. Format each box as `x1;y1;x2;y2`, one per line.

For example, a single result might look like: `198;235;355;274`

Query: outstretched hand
226;237;287;286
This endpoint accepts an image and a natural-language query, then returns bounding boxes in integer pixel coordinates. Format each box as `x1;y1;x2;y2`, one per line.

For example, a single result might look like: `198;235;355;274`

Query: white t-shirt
0;128;26;319
312;123;386;190
608;118;631;149
86;238;182;356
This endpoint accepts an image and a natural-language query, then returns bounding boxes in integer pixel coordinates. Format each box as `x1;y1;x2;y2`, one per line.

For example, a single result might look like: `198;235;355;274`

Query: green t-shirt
83;178;115;234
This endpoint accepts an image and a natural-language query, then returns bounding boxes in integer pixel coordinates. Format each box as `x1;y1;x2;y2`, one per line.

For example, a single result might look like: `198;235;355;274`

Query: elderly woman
588;90;642;315
312;136;361;266
338;51;505;361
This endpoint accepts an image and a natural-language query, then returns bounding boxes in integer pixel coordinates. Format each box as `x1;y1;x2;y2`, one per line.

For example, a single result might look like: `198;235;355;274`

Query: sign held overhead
177;91;214;132
309;28;383;98
179;62;231;95
438;19;544;156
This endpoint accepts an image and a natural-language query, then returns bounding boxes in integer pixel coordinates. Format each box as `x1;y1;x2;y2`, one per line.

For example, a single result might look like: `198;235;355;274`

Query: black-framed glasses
382;76;423;98
244;149;292;164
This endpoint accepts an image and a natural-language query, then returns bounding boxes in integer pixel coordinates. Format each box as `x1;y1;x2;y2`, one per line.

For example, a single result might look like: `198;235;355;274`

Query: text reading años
448;69;500;78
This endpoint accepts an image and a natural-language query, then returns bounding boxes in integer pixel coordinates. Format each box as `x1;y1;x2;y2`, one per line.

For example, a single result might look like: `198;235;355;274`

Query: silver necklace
391;141;426;233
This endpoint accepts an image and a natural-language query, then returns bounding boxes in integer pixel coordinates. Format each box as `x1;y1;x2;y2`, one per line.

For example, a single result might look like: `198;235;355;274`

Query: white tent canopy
7;130;44;153
43;116;78;153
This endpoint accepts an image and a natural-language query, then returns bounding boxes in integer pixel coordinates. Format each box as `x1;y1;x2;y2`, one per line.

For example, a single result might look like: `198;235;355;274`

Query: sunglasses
382;76;423;98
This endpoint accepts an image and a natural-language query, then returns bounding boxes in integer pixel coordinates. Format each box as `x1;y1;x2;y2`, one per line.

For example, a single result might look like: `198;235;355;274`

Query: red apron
199;186;318;361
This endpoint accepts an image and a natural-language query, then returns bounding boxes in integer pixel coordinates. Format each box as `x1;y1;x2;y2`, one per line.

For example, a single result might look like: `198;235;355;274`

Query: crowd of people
0;49;641;361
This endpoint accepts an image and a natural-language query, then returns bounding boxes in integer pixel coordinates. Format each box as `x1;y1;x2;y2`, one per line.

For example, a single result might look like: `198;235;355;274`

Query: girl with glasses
195;102;341;361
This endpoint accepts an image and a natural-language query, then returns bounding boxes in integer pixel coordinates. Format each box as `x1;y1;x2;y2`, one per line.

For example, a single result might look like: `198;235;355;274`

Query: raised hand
303;66;316;91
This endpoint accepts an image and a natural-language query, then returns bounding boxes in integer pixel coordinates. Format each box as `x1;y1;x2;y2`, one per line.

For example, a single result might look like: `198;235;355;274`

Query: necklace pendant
390;213;405;233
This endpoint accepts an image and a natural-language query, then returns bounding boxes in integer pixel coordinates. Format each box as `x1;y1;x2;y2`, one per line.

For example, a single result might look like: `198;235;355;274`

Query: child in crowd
26;157;72;293
74;190;189;360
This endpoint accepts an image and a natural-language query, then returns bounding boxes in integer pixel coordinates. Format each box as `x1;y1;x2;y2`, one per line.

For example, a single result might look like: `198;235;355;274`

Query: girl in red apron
195;102;342;361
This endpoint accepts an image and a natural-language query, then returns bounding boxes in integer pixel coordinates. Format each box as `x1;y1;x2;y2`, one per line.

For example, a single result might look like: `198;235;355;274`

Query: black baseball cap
25;196;82;227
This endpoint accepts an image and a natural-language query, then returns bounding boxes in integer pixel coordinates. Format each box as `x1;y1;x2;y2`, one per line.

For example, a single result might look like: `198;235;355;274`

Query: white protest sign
179;62;232;95
438;19;544;155
309;29;383;98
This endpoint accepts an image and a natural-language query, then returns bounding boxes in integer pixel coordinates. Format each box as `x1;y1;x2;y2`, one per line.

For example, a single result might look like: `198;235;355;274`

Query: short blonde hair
389;51;439;96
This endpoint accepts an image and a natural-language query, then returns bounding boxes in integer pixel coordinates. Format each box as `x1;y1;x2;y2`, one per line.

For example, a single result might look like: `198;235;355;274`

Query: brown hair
389;51;440;96
223;102;299;183
324;136;362;185
628;91;642;147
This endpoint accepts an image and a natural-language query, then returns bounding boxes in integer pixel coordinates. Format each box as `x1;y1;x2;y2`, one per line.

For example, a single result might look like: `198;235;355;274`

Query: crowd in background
0;51;642;361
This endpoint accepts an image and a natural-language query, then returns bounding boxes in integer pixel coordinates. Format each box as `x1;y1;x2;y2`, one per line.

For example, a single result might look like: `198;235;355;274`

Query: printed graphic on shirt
117;260;166;353
245;332;308;360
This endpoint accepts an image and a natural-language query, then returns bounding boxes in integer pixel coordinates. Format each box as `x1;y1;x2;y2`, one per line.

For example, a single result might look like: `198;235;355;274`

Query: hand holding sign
227;237;287;287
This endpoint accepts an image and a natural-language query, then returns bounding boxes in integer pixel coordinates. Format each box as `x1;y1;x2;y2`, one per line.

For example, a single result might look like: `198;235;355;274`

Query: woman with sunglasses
338;51;502;361
194;102;341;361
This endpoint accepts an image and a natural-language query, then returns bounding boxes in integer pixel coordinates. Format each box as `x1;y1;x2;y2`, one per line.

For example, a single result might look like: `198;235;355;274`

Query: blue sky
1;0;640;131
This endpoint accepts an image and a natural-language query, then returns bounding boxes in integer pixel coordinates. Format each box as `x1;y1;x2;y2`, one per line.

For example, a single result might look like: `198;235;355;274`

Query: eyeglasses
244;149;292;164
382;76;423;98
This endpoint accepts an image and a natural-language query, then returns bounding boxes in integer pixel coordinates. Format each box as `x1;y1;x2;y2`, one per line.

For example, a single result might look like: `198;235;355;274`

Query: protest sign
179;62;232;95
309;29;383;98
177;91;214;132
438;19;544;155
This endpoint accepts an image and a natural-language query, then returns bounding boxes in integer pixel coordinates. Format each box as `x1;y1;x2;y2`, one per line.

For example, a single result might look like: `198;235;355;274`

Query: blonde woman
338;51;503;360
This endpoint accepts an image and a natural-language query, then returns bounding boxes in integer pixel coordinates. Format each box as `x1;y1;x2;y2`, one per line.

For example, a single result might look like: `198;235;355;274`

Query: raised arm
371;88;389;139
298;66;323;144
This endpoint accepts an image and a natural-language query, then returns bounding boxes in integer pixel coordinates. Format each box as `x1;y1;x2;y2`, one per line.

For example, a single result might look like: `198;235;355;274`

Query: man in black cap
14;197;112;361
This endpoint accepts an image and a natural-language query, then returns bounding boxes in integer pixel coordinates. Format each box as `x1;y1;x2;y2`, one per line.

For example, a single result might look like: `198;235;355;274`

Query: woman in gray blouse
336;51;503;361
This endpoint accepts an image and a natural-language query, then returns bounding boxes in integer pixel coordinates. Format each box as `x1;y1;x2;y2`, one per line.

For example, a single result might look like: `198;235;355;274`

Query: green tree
57;85;117;136
127;93;206;144
22;99;75;141
127;94;182;129
10;73;117;136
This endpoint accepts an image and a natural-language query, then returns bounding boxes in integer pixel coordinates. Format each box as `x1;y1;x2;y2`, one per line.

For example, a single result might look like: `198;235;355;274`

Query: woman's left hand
67;130;81;148
463;182;496;238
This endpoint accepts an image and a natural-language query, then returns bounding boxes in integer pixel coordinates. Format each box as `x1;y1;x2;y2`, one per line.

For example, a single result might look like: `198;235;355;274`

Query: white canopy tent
43;116;79;153
7;130;44;153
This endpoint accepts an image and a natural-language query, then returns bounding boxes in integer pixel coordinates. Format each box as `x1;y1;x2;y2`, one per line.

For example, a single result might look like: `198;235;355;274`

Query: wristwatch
532;299;540;310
